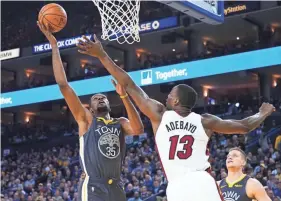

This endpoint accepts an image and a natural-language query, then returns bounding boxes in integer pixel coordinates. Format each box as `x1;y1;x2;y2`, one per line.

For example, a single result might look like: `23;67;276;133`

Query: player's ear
89;108;94;114
174;98;179;105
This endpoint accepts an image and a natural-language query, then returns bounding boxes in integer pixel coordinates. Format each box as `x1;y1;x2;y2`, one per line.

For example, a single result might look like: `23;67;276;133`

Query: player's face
90;94;110;113
166;86;178;110
226;150;246;169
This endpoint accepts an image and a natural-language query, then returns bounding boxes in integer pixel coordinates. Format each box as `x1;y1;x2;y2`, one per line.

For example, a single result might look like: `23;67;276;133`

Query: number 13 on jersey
169;135;194;160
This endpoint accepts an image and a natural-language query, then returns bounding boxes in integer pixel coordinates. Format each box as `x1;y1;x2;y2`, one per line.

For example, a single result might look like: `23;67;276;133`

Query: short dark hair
176;84;197;109
229;147;247;161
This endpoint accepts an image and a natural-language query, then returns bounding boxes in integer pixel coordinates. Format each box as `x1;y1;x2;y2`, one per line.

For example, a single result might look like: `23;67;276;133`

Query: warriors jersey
220;175;252;201
79;117;126;179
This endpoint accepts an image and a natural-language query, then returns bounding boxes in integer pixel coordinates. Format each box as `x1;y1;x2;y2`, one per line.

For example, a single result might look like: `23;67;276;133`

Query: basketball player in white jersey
218;147;272;201
77;35;275;201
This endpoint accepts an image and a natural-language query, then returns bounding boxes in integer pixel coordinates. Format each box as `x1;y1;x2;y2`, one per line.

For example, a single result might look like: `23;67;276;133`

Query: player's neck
173;106;191;117
95;112;111;120
226;170;245;183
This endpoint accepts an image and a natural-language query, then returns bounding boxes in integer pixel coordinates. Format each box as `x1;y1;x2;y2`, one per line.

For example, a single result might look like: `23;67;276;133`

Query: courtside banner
32;34;92;54
1;47;281;108
0;48;20;61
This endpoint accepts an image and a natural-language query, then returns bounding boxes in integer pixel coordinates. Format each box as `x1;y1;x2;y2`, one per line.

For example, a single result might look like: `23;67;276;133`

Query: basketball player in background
77;35;275;201
37;23;144;201
218;147;271;201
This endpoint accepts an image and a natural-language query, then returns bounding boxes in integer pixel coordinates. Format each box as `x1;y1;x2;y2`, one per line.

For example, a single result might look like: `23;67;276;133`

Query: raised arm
77;35;165;122
37;22;91;125
232;103;275;132
112;79;144;135
202;103;275;134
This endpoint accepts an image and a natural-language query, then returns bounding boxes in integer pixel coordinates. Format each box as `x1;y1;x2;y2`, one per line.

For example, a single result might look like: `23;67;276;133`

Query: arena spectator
1;113;280;201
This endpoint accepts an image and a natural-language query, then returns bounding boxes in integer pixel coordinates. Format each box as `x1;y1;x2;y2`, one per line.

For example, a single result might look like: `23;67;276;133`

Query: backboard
160;1;224;25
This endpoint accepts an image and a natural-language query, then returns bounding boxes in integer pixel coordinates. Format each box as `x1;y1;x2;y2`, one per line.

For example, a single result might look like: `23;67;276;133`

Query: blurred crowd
1;99;281;201
1;123;281;201
137;26;281;70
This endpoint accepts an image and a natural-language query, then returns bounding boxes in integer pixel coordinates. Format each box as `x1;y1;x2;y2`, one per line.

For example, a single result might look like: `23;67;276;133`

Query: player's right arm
77;35;165;122
202;103;275;134
37;22;91;128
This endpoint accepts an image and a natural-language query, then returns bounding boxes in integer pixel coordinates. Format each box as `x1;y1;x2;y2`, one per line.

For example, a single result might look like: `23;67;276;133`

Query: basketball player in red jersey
77;35;275;201
218;147;271;201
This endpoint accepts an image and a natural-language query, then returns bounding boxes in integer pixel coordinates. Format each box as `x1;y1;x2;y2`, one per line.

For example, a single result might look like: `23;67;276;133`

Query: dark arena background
1;1;281;201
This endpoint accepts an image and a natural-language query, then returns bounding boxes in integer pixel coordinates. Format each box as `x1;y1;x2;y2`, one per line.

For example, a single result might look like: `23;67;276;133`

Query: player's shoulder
149;98;166;113
247;178;262;186
116;117;131;126
117;117;127;122
246;178;264;191
201;113;217;119
201;113;219;125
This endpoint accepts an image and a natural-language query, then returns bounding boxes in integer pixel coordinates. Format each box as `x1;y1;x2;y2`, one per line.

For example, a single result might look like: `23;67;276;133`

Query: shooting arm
119;94;144;135
52;44;89;123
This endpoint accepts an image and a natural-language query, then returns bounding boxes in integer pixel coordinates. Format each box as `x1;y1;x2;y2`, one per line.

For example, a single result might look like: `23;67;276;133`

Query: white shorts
166;170;223;201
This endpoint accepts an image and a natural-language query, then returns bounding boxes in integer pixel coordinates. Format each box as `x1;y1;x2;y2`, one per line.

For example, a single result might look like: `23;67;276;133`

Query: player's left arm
202;113;250;134
202;103;275;135
112;80;144;136
247;178;272;201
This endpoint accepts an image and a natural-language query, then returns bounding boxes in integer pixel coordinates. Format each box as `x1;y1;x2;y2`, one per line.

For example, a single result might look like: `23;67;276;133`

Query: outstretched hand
259;102;275;117
37;21;57;45
77;34;106;58
111;79;126;96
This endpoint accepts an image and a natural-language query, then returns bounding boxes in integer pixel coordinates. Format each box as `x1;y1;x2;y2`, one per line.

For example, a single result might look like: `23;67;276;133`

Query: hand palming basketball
38;3;67;33
77;35;106;58
37;21;57;45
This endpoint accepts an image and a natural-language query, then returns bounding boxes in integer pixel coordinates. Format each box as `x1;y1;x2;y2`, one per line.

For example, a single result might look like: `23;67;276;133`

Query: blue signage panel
1;47;281;108
178;1;224;24
33;17;178;54
138;16;178;34
32;34;93;54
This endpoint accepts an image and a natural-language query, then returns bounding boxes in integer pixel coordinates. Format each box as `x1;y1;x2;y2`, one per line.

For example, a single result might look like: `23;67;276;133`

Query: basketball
38;3;67;33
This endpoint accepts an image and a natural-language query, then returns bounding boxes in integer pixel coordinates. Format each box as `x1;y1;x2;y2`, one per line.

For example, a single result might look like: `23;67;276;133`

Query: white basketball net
92;0;141;44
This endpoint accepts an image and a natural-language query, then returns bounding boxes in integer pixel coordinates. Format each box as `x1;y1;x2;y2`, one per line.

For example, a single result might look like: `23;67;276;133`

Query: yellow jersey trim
226;174;246;188
97;117;118;125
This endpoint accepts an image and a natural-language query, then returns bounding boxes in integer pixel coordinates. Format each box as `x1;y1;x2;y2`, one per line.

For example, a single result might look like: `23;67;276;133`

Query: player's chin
226;163;235;168
97;105;110;112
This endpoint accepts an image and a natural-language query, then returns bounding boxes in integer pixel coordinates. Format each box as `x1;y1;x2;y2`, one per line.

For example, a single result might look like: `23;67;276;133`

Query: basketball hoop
92;0;141;44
